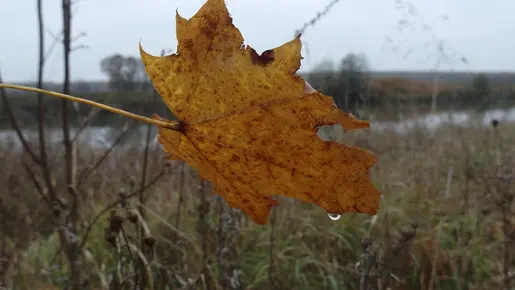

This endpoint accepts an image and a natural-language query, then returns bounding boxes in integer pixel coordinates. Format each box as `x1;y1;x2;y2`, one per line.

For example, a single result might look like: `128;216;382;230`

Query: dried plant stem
0;84;180;130
294;0;341;36
268;207;277;289
78;168;166;251
175;163;186;230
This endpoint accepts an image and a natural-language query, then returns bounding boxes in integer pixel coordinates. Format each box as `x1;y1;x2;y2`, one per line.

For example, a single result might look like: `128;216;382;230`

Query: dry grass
0;116;514;289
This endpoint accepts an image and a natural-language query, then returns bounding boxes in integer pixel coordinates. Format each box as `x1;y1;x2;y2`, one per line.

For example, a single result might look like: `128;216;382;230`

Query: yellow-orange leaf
140;0;380;224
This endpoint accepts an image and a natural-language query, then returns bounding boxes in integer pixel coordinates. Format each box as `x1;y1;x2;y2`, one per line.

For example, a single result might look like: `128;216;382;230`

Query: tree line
98;52;514;115
306;54;515;114
100;54;152;91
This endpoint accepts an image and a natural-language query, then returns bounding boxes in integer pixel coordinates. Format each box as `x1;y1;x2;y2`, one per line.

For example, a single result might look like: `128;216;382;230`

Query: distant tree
307;53;370;114
100;54;150;91
333;53;370;112
470;73;491;110
308;59;335;92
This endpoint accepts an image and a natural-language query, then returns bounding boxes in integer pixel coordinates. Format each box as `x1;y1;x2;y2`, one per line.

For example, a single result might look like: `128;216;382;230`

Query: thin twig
120;226;135;266
294;0;341;36
268;207;277;289
139;73;160;236
0;74;41;164
175;162;186;230
36;0;57;203
22;161;52;209
71;92;118;143
76;120;136;184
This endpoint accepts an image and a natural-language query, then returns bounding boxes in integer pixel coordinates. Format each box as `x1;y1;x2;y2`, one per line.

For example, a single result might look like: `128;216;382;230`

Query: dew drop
327;213;341;221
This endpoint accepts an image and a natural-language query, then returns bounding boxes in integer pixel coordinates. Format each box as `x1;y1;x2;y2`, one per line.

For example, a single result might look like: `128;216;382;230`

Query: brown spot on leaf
250;48;275;66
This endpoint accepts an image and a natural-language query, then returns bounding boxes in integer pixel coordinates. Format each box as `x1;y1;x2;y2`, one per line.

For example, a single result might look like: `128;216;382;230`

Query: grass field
0;113;514;289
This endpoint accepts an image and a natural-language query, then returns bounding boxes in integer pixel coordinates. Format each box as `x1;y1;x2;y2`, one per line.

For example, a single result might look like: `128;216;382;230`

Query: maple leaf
140;0;380;224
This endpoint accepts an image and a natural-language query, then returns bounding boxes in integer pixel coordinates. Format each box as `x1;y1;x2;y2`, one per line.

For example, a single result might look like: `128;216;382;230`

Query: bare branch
71;44;89;52
22;161;52;209
37;0;57;203
0;71;41;164
76;120;136;184
71;32;87;42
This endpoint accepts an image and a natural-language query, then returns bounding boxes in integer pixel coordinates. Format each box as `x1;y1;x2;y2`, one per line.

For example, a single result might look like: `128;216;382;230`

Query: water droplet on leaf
328;213;341;221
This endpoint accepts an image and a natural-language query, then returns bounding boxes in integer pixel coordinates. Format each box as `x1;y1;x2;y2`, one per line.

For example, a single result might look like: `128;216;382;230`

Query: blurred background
0;0;514;289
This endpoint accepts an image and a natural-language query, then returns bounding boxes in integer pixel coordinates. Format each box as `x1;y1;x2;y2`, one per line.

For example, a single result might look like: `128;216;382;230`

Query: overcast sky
1;0;514;82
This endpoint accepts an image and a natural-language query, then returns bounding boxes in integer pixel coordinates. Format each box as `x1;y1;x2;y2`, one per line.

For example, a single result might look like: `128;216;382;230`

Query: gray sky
1;0;514;82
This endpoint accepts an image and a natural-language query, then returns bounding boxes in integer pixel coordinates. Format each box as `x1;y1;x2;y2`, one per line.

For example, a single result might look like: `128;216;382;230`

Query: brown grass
0;117;514;289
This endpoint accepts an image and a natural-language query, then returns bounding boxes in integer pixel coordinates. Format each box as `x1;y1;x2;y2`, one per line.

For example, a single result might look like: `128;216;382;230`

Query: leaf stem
0;84;180;130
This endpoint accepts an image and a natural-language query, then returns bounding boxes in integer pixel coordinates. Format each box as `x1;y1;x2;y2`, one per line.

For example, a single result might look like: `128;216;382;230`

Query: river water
1;107;514;150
